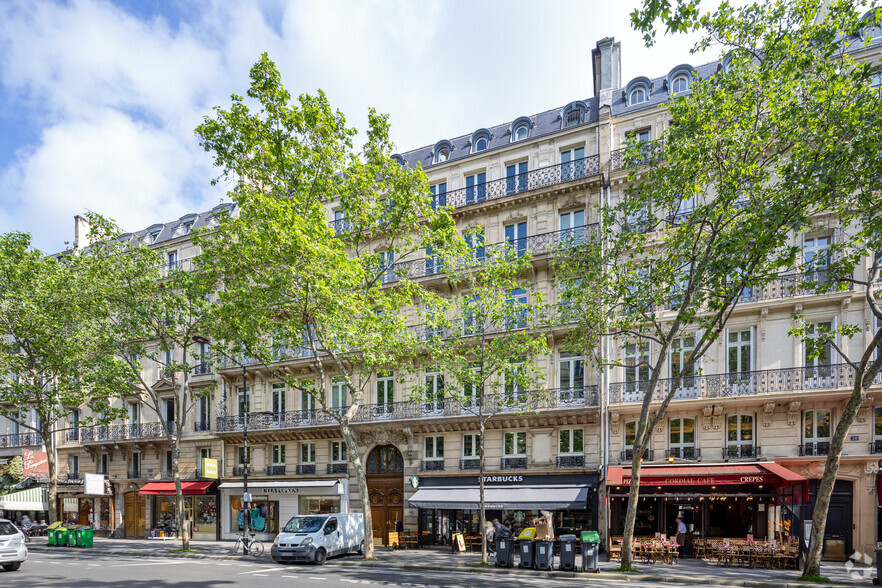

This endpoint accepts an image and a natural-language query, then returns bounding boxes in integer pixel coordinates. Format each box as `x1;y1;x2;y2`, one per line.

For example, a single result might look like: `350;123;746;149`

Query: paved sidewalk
26;536;876;587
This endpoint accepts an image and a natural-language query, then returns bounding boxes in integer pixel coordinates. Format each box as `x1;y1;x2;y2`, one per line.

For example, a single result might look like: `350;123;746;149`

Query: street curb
27;546;860;588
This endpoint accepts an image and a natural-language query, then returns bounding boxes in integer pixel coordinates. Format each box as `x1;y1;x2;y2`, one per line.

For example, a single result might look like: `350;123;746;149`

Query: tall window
376;371;394;408
128;402;140;425
465;172;487;205
167;250;178;271
465;230;485;263
331;441;347;463
804;321;833;379
70;455;79;476
301;380;316;412
560;147;586;181
558;353;585;404
624;343;649;393
803;409;831;456
804;235;831;273
463;365;483;407
237;386;250;415
430;182;447;209
200;448;211;461
559;429;583;454
670;336;697;394
197;395;210;430
629;87;647;105
70;409;79;435
504;431;527;456
379;250;395;284
425;246;443;276
513;125;528;141
425;369;444;412
425;436;444;460
505;221;528;257
559;209;586;244
330;379;347;410
873;408;882;454
727;329;754;394
301;443;316;464
624;421;638;460
272;383;286;415
333;210;347;235
165;450;173;474
503;363;526;403
272;444;286;466
506;287;528;329
129;452;140;477
236;447;251;468
99;453;108;475
165;398;175;424
506;161;528;194
669;417;696;459
725;414;755;459
463;434;481;458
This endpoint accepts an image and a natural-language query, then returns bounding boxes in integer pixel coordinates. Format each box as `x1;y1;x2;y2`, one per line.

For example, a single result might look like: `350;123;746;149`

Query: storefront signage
483;475;524;484
621;474;774;486
201;458;218;479
22;449;49;479
260;487;299;493
84;473;105;495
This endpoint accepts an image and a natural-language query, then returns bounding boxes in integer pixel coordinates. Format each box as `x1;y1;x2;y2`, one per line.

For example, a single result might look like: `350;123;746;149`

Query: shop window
725;414;755;459
669;418;697;459
300;496;341;515
802;410;831;456
230;495;278;534
873;408;882;454
425;436;444;460
272;383;286;415
331;441;347;463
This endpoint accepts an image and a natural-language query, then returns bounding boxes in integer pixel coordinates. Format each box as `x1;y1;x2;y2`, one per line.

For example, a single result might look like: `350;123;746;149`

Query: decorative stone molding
759;308;769;341
865;461;879;475
356;428;411;448
856;395;875;424
787;400;801;426
711;404;724;430
702;405;714;430
792;304;803;326
610;411;620;436
762;401;776;428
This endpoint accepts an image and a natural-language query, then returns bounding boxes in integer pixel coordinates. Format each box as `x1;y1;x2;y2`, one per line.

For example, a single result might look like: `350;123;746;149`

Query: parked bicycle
234;532;265;557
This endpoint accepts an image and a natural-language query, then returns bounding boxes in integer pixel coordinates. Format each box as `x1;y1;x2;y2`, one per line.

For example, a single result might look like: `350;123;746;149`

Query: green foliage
796;576;832;584
631;0;703;45
0;457;24;493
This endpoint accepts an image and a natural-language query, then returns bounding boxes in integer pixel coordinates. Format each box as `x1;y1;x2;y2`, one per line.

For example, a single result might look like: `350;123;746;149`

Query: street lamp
193;335;252;554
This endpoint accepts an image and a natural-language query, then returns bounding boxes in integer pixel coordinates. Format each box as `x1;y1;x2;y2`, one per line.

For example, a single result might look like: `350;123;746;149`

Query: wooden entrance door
366;445;404;547
124;491;145;538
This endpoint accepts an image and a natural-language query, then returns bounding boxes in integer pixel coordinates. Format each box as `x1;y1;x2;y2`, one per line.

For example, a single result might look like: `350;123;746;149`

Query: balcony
216;388;599;433
220;345;315;369
460;459;480;471
722;445;762;460
79;422;175;442
609;363;880;405
232;466;248;476
64;473;82;482
610;141;665;172
194;421;211;432
327;463;347;475
502;457;527;470
267;465;286;476
665;447;701;461
799;442;831;457
420;460;445;472
556;455;586;469
735;270;851;304
67;430;79;442
620;449;655;463
193;363;212;375
870;441;882;455
386;225;599;282
0;432;43;448
296;464;316;475
127;471;142;479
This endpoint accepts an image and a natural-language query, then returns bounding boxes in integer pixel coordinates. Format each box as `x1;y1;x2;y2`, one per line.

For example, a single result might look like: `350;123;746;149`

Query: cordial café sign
483;475;524;484
621;474;773;486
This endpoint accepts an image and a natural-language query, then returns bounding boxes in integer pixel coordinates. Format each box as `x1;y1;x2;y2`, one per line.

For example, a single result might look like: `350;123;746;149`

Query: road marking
309;577;326;581
283;576;300;579
254;574;269;577
107;561;188;568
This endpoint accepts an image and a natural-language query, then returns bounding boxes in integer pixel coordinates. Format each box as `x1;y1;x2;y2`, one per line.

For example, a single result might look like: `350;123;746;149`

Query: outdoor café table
716;545;738;567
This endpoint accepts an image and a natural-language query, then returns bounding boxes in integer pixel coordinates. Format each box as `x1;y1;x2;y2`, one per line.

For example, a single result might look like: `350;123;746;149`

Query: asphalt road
6;550;698;587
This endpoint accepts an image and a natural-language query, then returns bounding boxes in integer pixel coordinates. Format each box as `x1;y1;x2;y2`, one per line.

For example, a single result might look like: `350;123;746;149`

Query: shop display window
98;498;111;530
230;496;279;534
195;496;217;535
299;496;341;515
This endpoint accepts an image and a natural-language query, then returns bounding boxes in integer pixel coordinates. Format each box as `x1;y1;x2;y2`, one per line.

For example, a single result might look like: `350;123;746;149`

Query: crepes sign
22;449;49;479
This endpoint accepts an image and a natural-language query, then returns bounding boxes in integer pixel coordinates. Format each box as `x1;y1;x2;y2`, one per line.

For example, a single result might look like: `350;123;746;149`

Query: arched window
471;128;492;153
514;125;528;141
436;148;449;163
671;74;689;94
510;117;533;142
366;445;403;474
475;137;487;152
433;141;453;165
628;87;647;106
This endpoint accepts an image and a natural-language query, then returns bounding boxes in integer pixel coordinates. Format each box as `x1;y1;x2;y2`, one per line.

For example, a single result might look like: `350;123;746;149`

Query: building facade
48;31;882;561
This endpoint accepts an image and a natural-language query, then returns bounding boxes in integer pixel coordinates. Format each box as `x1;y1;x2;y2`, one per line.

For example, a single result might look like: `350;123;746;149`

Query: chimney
592;37;621;106
73;215;91;251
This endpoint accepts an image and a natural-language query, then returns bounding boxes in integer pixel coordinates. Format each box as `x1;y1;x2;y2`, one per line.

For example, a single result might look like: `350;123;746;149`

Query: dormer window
509;117;533;143
514;125;528;141
671;74;689;93
629;87;647;106
475;138;487;152
436;148;449;163
561;101;588;129
470;129;492;153
432;140;453;165
150;232;160;244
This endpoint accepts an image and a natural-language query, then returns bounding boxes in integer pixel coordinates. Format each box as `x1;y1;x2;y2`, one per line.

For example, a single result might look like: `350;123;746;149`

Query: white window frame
301;380;316;412
424;436;444;460
70;455;80;475
376;371;394;406
462;434;481;458
726;414;755;458
424;369;444;412
379;250;395;284
558;428;584;455
669;417;696;458
99;453;108;475
473;137;488;152
330;378;347;409
624;342;650;393
301;442;316;464
803;234;831;272
671;74;689;93
804;409;832;443
272;383;286;415
503;431;527;457
331;440;347;464
629;87;647;106
435;147;449;164
513;125;528;141
271;444;286;466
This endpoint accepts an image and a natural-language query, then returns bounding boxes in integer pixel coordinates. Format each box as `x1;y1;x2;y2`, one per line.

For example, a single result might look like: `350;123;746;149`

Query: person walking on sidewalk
674;517;687;558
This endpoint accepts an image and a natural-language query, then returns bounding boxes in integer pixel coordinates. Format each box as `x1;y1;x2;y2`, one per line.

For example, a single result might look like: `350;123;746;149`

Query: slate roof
117;203;237;247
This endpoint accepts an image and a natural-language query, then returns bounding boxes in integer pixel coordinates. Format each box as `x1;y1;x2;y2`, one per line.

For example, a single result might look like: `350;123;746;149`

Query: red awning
139;481;214;496
607;462;805;488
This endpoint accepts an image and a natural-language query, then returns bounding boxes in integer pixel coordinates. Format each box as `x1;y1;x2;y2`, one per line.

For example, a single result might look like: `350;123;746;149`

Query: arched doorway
366;445;404;547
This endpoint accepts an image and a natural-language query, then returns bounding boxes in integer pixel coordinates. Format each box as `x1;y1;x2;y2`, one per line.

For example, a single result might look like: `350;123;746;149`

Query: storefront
139;481;219;541
0;486;49;524
407;473;599;546
56;478;115;536
218;479;349;542
606;463;806;551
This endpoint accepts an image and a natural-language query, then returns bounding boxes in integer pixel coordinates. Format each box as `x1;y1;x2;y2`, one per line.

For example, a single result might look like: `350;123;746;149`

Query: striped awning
0;487;49;511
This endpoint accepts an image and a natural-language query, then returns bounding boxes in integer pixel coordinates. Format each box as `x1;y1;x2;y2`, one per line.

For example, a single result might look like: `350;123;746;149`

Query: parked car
0;519;27;572
272;513;364;565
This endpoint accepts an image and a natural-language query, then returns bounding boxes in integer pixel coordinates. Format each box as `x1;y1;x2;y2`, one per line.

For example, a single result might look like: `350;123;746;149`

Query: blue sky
0;0;720;251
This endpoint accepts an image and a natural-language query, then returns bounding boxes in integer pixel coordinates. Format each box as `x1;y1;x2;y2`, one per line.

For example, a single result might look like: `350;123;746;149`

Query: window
129;452;140;477
564;109;582;128
804;235;831;273
379;250;395;284
464;230;485;263
803;409;831;456
474;137;488;152
558;353;585;403
804;321;833;379
505;221;527;257
200;448;211;461
425;246;444;275
236;386;250;415
324;518;338;534
463;434;481;457
330;379;347;410
70;409;79;433
430;182;447;209
725;414;755;459
70;455;79;475
165;398;175;424
301;443;316;464
165;450;173;474
669;418;697;459
237;446;251;466
425;436;444;459
559;208;586;244
623;421;639;460
624;343;649;393
558;278;582;321
506;287;528;329
560;147;586;181
559;429;583;454
873;407;882;454
634;129;651;143
331;441;347;463
513;125;528;141
462;364;483;406
272;444;286;466
128;402;140;424
671;74;689;93
435;147;449;163
333;210;347;235
727;329;754;394
629;87;647;105
197;396;210;430
425;369;444;411
167;250;178;271
504;431;527;456
464;172;487;205
503;363;526;403
301;380;316;412
376;371;394;407
506;161;528;195
669;336;697;393
196;340;210;367
98;453;108;475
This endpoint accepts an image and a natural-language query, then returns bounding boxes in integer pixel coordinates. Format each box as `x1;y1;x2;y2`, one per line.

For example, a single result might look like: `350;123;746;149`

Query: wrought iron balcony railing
64;473;82;482
232;466;248;476
502;457;528;470
194;421;211;432
460;459;481;471
216;387;599;433
798;442;831;457
267;465;286;476
219;345;316;369
194;363;212;375
609;363;881;405
665;447;701;461
870;441;882;455
0;432;43;448
722;445;762;460
127;471;142;479
420;460;445;472
556;455;586;469
327;463;348;474
610;141;665;172
620;449;655;463
296;464;316;475
67;430;79;442
79;421;176;442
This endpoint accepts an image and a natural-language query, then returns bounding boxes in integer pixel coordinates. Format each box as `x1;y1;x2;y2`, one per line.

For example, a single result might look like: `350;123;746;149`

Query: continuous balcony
609;363;881;405
79;422;176;443
722;445;762;460
460;458;480;471
665;447;701;461
420;460;444;472
0;432;43;448
215;387;599;433
610;141;665;172
220;346;315;369
556;455;586;469
620;449;655;463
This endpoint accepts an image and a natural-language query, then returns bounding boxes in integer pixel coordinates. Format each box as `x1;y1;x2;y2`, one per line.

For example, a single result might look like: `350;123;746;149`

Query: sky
0;0;726;252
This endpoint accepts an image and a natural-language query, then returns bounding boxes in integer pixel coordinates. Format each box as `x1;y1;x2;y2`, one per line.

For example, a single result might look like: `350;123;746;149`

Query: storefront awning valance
607;462;806;487
0;487;49;511
408;485;590;510
218;480;340;491
139;481;215;496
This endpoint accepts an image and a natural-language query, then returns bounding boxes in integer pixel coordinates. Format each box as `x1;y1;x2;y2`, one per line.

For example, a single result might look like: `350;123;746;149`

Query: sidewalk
27;536;876;587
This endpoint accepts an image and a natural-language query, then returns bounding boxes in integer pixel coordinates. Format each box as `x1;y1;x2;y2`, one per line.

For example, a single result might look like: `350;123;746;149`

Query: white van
271;513;364;565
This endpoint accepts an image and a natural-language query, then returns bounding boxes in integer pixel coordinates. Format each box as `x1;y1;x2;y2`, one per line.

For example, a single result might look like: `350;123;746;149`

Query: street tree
0;231;132;521
194;54;457;559
555;0;881;570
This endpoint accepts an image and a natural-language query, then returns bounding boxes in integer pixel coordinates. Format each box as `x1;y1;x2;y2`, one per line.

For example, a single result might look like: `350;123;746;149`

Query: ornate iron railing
220;345;315;369
79;421;175;442
64;473;82;482
610;141;666;172
556;455;586;469
296;464;316;475
216;387;599;433
798;442;830;457
232;465;248;476
420;460;445;472
194;421;211;432
194;363;212;375
127;471;142;479
460;459;481;471
722;445;762;460
665;447;701;461
267;465;286;476
609;363;880;405
67;430;79;442
502;457;527;470
327;463;348;474
0;432;43;447
620;449;655;463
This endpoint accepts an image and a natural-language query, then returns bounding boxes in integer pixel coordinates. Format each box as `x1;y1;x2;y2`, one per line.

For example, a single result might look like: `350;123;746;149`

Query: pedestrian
674;516;687;558
395;518;403;533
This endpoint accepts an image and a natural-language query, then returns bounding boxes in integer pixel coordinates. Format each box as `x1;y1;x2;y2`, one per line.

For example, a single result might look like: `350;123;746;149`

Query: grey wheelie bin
518;539;535;569
581;530;600;572
534;539;554;570
495;537;514;568
559;534;577;571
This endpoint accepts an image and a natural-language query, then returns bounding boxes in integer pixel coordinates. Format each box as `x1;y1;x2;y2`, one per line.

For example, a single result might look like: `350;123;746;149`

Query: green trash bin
75;529;94;548
68;529;78;547
581;530;600;543
56;529;69;547
47;528;57;546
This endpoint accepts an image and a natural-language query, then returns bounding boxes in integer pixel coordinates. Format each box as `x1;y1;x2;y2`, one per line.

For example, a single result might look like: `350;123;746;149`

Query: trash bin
75;528;94;548
68;529;78;547
874;548;882;585
559;534;577;571
47;528;57;546
534;539;554;570
495;537;514;568
56;528;69;547
581;530;600;573
518;539;535;569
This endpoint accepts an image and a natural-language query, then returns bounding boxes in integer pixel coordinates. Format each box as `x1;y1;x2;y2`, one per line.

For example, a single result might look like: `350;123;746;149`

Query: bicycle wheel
251;540;265;557
234;538;243;555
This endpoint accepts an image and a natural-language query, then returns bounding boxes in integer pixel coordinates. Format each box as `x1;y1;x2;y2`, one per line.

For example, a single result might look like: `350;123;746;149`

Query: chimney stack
73;215;91;251
592;37;622;107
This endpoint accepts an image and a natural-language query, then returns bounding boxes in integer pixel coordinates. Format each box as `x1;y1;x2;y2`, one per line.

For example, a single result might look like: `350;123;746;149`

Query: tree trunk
44;423;58;523
341;422;372;559
620;436;648;569
802;377;867;578
172;441;190;551
479;421;487;564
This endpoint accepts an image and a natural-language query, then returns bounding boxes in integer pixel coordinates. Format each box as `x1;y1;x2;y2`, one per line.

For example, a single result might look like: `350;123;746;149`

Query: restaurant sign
621;474;775;486
22;449;49;479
